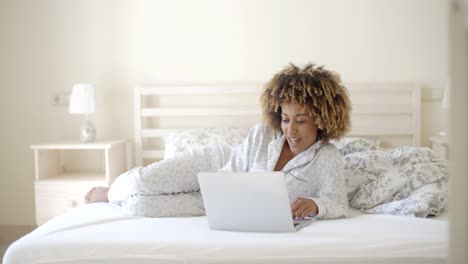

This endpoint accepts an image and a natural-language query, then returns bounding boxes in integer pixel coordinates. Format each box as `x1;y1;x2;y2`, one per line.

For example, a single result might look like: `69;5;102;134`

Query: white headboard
134;83;421;166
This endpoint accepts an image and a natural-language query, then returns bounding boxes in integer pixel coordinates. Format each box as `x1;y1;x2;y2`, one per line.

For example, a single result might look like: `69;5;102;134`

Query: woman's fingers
291;198;307;218
291;197;317;218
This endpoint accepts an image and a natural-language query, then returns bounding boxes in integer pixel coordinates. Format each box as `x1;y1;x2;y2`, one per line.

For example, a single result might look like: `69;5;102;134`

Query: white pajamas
109;123;348;219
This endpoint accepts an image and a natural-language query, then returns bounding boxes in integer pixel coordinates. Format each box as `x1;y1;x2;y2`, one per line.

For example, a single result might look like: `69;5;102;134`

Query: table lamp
69;83;96;142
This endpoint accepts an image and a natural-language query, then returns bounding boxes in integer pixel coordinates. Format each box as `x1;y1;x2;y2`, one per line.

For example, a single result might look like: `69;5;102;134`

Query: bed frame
6;84;448;264
134;83;421;166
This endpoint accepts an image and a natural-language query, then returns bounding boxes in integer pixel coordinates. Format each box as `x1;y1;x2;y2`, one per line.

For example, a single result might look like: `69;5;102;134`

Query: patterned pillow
331;137;381;156
163;127;249;159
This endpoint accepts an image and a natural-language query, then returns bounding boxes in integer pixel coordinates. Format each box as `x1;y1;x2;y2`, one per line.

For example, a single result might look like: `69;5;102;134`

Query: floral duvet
339;139;448;217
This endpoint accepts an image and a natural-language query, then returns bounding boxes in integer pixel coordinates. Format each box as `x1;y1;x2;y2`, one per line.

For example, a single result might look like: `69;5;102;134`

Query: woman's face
280;102;319;156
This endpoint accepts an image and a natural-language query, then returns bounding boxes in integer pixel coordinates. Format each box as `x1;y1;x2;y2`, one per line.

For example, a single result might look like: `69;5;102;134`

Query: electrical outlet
52;92;70;106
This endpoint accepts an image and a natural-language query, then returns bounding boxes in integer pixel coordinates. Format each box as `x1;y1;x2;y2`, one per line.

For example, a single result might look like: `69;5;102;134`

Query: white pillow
163;127;249;159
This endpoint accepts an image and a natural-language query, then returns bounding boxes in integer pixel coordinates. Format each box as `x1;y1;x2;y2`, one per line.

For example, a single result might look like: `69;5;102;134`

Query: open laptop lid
198;172;308;233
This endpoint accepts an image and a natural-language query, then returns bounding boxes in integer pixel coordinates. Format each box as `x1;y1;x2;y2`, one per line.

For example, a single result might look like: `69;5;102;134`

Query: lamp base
80;119;96;143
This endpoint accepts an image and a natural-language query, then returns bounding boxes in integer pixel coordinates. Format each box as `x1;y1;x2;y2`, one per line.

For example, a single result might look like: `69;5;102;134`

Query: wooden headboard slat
134;84;421;166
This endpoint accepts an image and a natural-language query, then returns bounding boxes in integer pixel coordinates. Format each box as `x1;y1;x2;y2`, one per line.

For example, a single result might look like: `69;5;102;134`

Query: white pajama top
109;123;348;219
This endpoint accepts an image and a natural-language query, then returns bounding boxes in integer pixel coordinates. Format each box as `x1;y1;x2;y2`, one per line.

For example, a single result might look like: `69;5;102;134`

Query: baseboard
0;224;36;244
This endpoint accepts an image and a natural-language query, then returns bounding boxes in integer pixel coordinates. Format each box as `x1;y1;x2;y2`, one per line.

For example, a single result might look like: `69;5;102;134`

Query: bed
4;83;449;264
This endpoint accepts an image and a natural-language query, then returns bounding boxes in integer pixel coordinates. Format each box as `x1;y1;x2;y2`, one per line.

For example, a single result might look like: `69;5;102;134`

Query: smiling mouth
289;138;301;146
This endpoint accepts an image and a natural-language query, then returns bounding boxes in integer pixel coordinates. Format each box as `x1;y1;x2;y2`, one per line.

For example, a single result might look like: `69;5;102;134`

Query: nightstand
30;140;128;225
429;135;449;160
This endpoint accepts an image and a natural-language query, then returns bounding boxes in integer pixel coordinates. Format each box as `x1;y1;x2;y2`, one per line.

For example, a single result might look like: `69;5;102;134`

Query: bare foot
84;186;110;204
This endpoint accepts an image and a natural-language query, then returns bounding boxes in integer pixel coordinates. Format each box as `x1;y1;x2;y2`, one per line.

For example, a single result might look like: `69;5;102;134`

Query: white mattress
4;203;448;264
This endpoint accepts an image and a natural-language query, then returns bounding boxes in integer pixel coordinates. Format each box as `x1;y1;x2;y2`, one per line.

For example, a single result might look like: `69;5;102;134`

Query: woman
86;63;352;219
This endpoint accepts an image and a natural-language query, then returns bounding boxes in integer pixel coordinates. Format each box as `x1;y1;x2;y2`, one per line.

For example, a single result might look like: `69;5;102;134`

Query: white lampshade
69;84;95;114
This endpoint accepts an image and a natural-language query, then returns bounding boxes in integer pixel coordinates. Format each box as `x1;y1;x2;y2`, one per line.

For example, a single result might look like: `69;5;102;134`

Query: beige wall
448;0;468;263
0;0;450;225
0;0;130;225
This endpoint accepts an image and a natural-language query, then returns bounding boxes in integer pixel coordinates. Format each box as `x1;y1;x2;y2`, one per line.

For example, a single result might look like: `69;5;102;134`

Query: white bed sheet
4;203;448;264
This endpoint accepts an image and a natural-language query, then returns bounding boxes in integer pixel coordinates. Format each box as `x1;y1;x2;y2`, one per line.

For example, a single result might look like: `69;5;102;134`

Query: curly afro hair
260;63;352;143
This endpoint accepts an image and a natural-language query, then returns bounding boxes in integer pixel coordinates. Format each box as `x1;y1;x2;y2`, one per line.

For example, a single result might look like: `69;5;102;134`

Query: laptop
197;172;314;233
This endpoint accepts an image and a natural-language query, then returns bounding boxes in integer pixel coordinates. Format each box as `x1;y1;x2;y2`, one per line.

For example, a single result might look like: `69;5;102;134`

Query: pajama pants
109;145;232;217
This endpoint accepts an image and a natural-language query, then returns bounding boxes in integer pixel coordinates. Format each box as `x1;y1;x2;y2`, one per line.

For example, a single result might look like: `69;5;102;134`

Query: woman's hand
84;186;110;204
291;197;318;219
